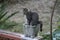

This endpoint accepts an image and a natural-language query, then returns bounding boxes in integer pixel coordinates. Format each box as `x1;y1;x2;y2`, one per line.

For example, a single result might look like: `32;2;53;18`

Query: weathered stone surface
5;0;58;34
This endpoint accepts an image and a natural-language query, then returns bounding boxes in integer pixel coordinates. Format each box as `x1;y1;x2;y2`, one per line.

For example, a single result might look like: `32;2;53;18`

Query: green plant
42;34;50;40
0;21;18;29
0;3;19;29
11;23;23;33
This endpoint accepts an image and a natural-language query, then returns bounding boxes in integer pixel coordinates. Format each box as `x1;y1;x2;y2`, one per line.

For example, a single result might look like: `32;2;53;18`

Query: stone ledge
0;29;43;40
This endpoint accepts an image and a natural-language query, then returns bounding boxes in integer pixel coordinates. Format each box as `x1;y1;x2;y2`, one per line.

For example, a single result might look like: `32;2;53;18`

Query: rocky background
1;0;60;34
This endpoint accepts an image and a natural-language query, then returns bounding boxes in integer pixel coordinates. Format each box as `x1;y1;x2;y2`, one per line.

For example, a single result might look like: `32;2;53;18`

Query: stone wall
6;0;58;33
